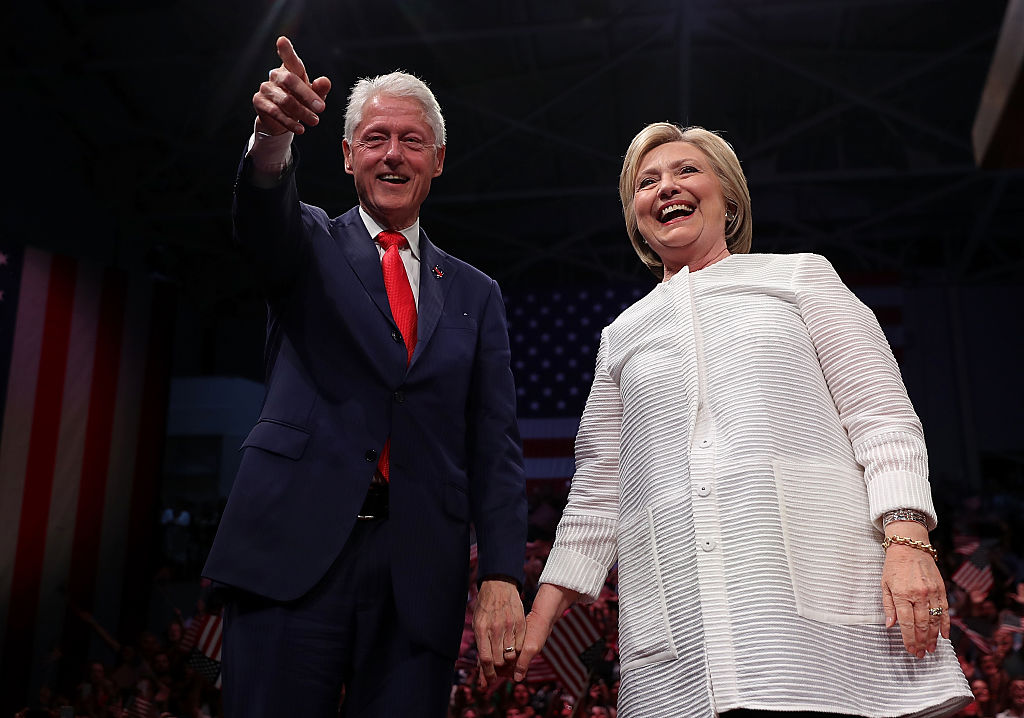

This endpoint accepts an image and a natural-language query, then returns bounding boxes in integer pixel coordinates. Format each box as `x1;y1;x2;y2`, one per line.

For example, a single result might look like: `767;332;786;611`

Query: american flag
538;604;604;701
949;616;992;654
507;284;646;492
507;284;650;420
952;544;995;596
523;652;559;685
185;613;224;689
1000;615;1024;635
0;245;175;708
953;534;982;557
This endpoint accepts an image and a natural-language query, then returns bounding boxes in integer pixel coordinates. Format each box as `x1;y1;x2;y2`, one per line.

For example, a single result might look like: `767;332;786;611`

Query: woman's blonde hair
618;123;752;277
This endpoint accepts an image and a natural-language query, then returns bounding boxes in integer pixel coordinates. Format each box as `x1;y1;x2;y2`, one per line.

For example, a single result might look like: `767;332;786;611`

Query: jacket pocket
616;507;678;672
772;459;886;624
241;420;311;461
444;482;470;522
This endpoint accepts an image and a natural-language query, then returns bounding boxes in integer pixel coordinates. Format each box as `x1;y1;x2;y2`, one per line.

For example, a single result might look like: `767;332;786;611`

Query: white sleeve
539;330;621;602
244;121;294;187
793;253;936;530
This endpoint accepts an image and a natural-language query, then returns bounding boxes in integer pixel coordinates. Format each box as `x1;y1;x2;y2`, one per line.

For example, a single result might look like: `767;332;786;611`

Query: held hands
253;36;332;136
881;521;950;659
473;578;526;687
494;583;580;685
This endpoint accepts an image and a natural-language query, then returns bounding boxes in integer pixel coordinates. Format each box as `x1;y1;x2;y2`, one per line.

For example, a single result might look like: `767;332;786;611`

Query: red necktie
376;230;417;480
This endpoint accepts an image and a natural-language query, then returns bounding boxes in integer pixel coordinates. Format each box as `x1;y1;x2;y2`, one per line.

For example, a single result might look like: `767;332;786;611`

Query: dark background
8;0;1022;479
6;0;1020;365
3;0;1024;712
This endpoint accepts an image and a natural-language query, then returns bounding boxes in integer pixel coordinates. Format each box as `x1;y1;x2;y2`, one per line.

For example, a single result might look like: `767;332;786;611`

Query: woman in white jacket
510;123;972;718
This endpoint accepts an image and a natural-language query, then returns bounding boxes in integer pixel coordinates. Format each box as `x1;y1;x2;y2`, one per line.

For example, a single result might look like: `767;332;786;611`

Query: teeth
660;203;695;219
381;174;406;181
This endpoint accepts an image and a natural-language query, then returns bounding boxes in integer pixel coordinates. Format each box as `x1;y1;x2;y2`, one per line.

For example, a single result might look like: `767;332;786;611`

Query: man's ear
342;139;354;174
433;144;446;178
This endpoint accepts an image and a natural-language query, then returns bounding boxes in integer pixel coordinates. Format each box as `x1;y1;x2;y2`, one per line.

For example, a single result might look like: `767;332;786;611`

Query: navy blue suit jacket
203;155;527;658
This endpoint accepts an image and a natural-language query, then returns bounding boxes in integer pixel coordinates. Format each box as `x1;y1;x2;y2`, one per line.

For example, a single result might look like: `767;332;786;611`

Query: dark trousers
221;519;454;718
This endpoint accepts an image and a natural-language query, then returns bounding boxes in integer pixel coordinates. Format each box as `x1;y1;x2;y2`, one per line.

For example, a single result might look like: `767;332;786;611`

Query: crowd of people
14;596;224;718
936;492;1024;718
13;480;1023;718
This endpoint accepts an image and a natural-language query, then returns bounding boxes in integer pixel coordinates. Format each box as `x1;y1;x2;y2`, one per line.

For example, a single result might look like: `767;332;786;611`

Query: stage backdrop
0;244;175;711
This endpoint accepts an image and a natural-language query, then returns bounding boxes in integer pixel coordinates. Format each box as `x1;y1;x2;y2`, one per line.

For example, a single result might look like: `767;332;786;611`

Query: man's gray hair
343;71;446;146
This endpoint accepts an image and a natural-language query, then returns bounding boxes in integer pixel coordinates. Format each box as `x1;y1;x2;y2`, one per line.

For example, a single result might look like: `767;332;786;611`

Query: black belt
357;482;389;520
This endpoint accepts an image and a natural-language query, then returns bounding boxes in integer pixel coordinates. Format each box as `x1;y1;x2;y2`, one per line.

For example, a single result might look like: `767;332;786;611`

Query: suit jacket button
364;449;378;462
393;390;405;404
391;329;402;343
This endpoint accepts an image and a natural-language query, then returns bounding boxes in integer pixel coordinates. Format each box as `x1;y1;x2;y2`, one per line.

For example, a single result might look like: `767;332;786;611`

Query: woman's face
972;679;990;702
512;683;530;705
633;141;728;274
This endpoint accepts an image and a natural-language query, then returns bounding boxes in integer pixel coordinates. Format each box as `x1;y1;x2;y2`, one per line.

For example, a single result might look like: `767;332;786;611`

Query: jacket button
393;390;405;404
699;538;716;552
364;449;378;462
697;484;711;497
391;329;402;343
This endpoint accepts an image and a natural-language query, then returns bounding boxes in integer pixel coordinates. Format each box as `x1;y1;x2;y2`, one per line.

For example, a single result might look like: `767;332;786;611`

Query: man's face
153;653;170;674
343;94;445;231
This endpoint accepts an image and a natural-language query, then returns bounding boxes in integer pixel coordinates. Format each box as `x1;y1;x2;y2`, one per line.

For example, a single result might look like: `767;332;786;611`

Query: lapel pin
432;265;444;279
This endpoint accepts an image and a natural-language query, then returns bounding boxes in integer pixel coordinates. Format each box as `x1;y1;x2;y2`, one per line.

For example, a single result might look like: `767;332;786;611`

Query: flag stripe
0;249;49;655
69;271;126;607
0;245;26;440
92;277;152;650
32;262;103;676
2;254;77;690
58;268;127;666
521;437;575;457
541;606;602;700
118;281;175;641
952;561;993;594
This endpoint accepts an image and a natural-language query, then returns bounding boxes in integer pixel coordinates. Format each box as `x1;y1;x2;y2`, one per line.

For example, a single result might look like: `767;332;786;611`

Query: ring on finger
928;606;944;616
504;645;516;653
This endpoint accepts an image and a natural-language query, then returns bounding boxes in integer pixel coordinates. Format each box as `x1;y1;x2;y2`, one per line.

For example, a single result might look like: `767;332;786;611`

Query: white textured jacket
540;253;971;717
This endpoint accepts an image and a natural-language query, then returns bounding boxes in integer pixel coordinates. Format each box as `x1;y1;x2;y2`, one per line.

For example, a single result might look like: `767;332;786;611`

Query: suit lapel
412;229;456;368
333;208;395;325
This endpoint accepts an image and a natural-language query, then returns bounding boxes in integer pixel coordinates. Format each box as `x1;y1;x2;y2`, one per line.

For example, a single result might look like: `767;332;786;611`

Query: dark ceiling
7;0;1023;378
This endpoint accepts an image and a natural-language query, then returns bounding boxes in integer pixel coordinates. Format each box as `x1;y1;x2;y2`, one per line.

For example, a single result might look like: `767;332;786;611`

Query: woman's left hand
880;521;949;658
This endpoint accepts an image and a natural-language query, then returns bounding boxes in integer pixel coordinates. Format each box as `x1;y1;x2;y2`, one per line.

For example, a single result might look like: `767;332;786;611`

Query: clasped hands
475;582;577;687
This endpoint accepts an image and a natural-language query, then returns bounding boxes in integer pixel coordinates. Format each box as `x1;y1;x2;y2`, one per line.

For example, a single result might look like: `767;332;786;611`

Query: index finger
276;36;310;84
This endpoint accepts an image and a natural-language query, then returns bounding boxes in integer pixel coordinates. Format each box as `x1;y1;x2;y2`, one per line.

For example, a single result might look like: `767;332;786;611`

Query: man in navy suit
202;36;528;717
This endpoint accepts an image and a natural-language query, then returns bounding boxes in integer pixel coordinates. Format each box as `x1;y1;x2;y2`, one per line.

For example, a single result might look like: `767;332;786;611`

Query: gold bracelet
882;535;938;562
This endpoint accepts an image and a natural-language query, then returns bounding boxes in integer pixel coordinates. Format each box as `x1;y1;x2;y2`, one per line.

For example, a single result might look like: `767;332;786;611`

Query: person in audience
512;122;972;717
960;678;996;717
981;653;1013;711
995;678;1024;718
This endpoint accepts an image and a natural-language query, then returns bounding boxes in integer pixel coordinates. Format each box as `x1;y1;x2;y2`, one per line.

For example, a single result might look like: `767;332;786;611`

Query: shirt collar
358;207;420;260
